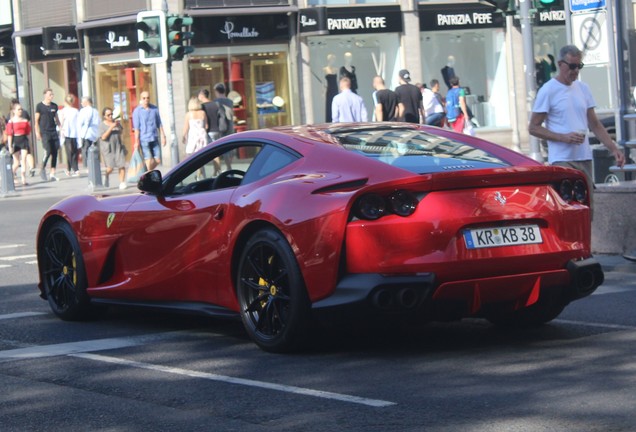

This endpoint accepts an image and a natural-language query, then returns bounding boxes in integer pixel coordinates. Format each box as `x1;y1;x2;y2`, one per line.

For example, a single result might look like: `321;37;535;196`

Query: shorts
140;140;160;160
11;135;29;153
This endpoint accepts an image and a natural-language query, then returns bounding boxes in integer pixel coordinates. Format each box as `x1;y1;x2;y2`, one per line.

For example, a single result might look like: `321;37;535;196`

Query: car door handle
214;207;225;220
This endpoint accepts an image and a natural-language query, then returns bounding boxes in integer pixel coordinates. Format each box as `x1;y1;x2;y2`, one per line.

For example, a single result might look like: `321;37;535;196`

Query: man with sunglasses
529;44;625;212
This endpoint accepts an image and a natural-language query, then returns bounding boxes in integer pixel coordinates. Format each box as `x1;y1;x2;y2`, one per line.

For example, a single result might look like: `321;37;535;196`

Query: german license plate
463;225;543;249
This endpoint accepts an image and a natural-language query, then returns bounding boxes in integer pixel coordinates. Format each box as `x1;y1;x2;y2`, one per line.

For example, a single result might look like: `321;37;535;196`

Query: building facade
7;0;631;166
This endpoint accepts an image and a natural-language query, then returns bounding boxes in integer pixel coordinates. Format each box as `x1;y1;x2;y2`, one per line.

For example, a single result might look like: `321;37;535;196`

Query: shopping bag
126;147;148;184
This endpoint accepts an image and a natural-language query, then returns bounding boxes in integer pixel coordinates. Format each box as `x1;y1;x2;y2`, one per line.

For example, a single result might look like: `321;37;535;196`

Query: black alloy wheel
237;228;310;352
40;221;92;320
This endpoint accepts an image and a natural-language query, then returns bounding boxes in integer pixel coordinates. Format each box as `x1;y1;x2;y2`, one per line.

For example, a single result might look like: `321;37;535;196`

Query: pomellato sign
42;26;80;54
88;25;137;54
192;15;289;45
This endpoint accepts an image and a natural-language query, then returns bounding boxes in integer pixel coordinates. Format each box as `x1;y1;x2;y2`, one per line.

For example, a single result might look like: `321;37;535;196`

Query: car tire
486;289;566;328
237;228;310;353
40;221;94;321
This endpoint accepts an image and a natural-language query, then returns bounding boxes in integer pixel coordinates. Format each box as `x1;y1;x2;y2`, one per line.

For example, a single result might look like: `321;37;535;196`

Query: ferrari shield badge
494;191;506;206
106;213;116;228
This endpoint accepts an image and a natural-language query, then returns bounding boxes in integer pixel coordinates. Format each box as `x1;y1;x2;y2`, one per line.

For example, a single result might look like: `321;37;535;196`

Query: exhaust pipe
397;287;418;309
567;259;604;299
372;289;393;309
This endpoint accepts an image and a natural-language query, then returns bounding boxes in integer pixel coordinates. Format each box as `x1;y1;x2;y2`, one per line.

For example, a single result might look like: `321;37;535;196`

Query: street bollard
0;148;16;197
87;144;103;191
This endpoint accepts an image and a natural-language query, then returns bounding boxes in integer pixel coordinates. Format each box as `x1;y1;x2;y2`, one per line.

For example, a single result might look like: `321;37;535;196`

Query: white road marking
0;331;198;361
0;244;26;249
554;319;636;330
0;254;37;261
0;265;10;269
0;312;46;320
72;352;397;408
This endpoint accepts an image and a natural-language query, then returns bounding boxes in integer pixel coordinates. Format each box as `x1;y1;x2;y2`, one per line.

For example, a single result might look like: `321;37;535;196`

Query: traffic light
481;0;516;14
136;11;168;65
167;15;195;62
535;0;564;10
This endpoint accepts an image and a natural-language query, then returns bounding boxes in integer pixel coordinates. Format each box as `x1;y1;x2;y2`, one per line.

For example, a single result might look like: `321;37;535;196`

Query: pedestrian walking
529;44;625;211
372;76;399;122
98;107;127;190
331;76;368;123
59;94;79;176
7;98;35;177
132;91;166;171
6;103;31;186
214;83;234;137
77;96;100;174
198;88;221;142
182;96;209;155
34;88;61;181
395;69;424;124
445;76;470;134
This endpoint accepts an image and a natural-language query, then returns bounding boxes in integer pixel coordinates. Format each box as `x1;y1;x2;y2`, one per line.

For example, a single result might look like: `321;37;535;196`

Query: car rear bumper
312;258;603;315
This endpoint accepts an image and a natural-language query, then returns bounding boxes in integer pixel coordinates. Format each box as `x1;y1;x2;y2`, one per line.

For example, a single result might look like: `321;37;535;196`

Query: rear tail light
354;194;386;220
388;190;419;216
557;179;589;205
353;190;419;220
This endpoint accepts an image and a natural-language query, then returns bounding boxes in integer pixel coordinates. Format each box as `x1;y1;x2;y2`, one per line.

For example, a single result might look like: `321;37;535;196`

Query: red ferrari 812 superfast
37;123;603;352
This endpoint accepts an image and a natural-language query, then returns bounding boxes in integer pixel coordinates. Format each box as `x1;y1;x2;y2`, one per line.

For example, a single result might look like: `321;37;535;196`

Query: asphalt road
2;180;636;431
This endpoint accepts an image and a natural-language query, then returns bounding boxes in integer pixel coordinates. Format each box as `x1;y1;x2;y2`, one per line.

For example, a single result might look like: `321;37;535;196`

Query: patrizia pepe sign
325;6;403;35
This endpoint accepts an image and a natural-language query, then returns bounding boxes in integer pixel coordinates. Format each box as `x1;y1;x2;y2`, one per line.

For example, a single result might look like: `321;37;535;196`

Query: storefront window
189;46;292;132
29;58;79;160
308;34;401;123
533;26;566;90
420;29;509;128
93;59;154;158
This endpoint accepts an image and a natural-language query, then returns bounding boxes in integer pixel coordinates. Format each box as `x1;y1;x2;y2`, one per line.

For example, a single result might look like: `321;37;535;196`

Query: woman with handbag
6;104;31;186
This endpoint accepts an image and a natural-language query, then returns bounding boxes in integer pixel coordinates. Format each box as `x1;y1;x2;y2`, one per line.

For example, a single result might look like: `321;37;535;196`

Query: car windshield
331;128;509;174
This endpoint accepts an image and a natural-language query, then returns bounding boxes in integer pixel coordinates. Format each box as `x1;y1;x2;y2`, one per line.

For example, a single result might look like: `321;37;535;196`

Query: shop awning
184;6;298;17
75;15;137;31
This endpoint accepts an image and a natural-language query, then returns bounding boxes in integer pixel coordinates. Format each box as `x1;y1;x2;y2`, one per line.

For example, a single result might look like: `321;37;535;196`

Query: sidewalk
0;169;136;200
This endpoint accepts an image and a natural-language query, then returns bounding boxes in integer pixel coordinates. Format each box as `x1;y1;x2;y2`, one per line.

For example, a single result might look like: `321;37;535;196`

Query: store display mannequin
534;42;556;88
441;55;456;89
340;52;358;94
324;54;338;122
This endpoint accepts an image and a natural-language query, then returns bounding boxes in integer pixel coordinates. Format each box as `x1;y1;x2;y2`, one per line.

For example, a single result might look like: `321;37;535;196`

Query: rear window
331;128;509;174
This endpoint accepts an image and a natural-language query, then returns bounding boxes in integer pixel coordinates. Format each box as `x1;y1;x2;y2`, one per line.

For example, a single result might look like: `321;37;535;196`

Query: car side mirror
138;170;163;195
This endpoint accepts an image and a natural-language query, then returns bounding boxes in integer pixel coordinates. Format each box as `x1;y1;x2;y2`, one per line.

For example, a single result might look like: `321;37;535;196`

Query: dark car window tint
242;145;299;183
332;128;508;174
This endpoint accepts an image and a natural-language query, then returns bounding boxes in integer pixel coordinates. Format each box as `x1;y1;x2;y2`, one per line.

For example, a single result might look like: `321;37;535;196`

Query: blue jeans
425;112;445;127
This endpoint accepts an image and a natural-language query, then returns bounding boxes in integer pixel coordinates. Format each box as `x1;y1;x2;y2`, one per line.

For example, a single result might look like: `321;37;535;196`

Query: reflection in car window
242;144;299;184
331;128;508;173
170;145;261;195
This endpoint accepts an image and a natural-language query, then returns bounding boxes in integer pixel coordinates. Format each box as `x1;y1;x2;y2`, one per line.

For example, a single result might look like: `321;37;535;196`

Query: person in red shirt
6;103;32;186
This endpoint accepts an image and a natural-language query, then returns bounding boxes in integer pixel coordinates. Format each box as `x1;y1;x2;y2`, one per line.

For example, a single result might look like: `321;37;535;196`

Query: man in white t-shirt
529;45;624;209
422;79;445;127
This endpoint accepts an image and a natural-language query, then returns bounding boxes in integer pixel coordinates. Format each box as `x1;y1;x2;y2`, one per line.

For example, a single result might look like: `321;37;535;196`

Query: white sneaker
119;182;128;190
50;175;60;182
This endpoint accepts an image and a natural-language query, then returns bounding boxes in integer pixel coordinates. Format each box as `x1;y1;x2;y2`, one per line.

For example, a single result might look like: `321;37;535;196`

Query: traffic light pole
166;61;179;167
520;0;543;162
163;0;179;167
